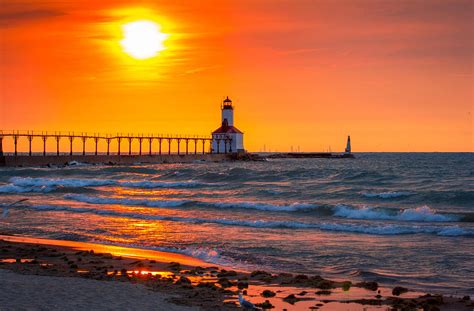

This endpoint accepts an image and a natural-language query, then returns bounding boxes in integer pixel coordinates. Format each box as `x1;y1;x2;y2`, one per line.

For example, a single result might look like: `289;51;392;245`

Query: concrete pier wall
1;154;232;167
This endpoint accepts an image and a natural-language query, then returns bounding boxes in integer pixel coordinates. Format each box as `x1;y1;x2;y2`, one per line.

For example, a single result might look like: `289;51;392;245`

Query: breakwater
0;154;231;167
266;152;354;159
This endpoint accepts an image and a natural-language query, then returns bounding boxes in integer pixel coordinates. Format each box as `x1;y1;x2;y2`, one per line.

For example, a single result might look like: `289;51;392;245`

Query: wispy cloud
183;65;220;75
0;8;64;27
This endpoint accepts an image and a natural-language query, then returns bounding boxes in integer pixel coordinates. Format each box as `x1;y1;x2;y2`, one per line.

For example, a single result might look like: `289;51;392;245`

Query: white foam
362;191;413;199
334;205;457;222
398;206;457;222
67;161;90;166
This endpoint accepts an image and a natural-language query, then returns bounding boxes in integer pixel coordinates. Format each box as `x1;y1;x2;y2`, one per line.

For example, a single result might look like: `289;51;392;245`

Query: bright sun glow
120;20;168;59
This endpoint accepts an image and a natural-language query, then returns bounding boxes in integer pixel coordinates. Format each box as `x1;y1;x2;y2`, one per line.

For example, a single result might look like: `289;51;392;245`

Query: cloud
0;9;64;27
183;65;220;75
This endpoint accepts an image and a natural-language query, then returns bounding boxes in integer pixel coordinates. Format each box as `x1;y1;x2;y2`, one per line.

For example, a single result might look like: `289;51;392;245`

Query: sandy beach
0;234;472;311
0;269;198;311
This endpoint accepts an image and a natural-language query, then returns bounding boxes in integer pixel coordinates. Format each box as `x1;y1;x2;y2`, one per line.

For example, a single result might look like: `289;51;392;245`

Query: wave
151;245;261;271
317;222;470;236
14;204;474;237
200;201;316;212
64;194;189;208
334;205;458;222
119;180;205;188
419;190;474;206
10;177;115;188
7;177;207;191
362;189;474;206
0;184;55;194
64;193;317;212
63;193;469;222
337;171;392;181
63;193;465;222
100;166;160;175
83;239;241;269
362;191;413;199
154;246;230;266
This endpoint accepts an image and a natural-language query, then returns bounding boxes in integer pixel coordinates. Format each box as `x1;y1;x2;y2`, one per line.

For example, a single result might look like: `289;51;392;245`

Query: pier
0;130;233;167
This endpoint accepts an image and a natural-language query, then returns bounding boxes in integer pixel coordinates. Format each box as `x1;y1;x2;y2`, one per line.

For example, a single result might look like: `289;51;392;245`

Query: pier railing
0;130;218;156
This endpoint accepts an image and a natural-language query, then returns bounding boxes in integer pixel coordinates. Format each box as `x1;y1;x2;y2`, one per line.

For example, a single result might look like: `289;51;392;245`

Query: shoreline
0;234;471;310
0;234;214;269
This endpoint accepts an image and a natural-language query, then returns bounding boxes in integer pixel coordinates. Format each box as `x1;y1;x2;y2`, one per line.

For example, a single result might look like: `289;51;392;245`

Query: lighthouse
211;97;244;153
345;135;351;154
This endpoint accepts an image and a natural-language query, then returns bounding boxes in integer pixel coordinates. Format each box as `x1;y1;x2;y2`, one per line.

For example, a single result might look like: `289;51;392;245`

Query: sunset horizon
1;0;472;152
1;1;473;311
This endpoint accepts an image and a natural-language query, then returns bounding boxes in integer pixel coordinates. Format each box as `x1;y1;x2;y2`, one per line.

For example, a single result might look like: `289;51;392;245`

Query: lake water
1;153;473;295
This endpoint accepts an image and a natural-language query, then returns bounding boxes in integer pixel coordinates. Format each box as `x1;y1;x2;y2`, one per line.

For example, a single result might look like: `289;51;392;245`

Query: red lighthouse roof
212;119;243;134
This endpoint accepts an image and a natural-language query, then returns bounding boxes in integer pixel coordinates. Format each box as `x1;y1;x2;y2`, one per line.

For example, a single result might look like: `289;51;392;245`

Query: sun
120;20;168;59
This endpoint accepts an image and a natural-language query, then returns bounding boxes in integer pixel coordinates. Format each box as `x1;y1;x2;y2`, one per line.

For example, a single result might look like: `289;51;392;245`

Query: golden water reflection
0;235;211;268
107;270;174;278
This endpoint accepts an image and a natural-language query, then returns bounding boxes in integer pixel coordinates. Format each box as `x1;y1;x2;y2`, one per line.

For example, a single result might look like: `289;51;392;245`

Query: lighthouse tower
221;97;234;126
345;135;351;154
211;97;244;153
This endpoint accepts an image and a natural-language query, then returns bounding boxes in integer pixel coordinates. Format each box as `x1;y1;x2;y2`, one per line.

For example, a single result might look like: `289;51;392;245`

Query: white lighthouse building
211;96;244;153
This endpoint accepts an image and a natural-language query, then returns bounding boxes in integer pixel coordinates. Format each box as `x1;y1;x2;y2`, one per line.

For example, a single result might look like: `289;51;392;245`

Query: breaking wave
7;177;207;190
83;240;239;269
14;204;474;237
154;246;233;266
63;194;465;222
149;246;258;271
64;194;189;208
63;194;467;221
64;194;318;212
0;184;55;193
333;205;458;222
10;177;115;188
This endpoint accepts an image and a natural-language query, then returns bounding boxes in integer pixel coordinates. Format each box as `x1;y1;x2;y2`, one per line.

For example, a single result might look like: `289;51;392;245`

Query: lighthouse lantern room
211;96;244;153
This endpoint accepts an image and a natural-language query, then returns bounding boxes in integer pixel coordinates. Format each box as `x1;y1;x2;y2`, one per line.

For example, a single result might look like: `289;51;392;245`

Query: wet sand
0;235;472;310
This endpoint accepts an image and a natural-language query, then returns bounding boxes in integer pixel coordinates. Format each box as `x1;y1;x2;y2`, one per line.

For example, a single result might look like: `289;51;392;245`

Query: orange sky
1;0;473;152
